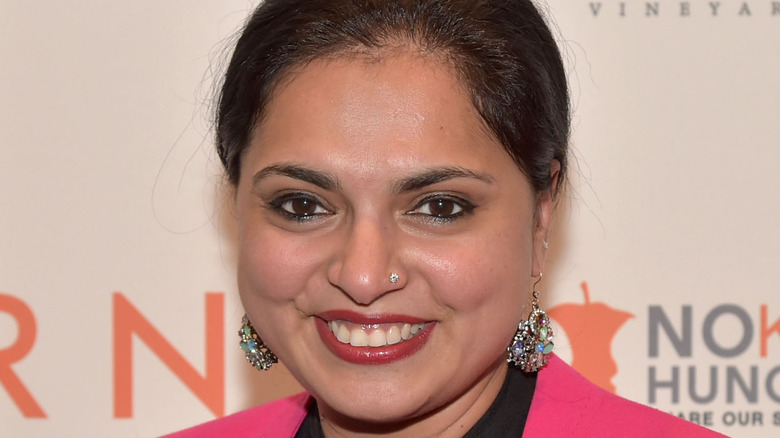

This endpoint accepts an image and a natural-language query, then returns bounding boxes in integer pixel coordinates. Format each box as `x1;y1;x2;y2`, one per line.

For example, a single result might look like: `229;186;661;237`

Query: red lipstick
315;311;434;365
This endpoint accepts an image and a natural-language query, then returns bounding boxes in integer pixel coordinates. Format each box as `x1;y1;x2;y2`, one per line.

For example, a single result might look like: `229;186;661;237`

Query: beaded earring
238;314;277;371
507;274;555;372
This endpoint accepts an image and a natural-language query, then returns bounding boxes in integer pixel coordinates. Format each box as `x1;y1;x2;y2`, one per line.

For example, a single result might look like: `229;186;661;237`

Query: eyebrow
251;163;493;194
251;163;341;192
393;166;495;193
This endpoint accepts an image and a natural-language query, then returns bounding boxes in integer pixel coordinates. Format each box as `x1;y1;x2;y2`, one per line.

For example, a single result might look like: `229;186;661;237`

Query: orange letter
761;305;780;358
113;292;224;418
0;293;46;417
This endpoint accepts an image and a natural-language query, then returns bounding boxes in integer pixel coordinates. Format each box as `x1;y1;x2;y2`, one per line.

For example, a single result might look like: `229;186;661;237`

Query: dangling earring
238;314;277;371
507;273;554;372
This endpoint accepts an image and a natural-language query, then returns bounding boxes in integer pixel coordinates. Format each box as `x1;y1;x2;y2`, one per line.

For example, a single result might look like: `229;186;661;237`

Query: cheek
417;238;528;364
416;229;530;313
237;224;324;304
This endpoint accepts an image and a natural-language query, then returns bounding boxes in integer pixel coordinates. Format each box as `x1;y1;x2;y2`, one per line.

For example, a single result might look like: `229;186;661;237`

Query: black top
295;366;536;437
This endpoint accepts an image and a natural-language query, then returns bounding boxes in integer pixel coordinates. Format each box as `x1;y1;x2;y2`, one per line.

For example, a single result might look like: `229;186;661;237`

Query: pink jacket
164;354;726;437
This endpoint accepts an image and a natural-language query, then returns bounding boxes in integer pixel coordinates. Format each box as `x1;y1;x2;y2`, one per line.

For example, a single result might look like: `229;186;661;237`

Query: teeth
337;323;351;343
386;326;401;345
350;328;368;346
368;329;386;347
401;323;412;340
329;320;426;347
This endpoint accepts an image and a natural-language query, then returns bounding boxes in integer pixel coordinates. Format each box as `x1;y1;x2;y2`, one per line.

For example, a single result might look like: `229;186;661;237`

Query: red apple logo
548;282;634;393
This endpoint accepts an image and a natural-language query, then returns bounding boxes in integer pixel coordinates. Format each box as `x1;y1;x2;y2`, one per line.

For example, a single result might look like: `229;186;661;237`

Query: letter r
0;293;46;418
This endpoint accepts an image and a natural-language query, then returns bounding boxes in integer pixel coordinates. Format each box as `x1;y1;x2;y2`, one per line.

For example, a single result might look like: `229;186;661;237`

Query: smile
315;312;434;365
328;320;426;347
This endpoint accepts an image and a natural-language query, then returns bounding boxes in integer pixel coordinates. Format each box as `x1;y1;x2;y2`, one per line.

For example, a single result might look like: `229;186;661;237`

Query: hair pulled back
217;0;569;194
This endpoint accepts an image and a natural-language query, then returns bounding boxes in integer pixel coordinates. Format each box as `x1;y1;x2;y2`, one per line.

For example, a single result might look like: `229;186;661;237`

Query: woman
168;0;725;436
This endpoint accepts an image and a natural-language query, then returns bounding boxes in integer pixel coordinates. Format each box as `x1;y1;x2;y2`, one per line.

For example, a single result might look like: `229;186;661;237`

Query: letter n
113;292;224;418
648;305;692;357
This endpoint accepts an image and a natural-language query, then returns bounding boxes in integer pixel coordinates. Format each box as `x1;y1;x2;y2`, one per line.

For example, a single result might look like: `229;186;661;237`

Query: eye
416;198;463;217
409;195;474;222
269;193;331;221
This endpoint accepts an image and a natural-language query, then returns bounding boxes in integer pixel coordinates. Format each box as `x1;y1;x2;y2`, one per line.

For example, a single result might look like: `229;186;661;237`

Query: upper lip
318;310;429;324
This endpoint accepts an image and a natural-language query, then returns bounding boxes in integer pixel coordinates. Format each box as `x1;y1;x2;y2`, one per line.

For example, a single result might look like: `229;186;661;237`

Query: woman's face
235;52;553;433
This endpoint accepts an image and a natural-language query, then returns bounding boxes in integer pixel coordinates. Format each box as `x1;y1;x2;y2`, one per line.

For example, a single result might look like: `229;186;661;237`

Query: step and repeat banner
1;1;778;436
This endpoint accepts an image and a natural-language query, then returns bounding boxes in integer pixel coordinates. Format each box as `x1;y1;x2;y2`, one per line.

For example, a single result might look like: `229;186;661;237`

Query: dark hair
217;0;569;194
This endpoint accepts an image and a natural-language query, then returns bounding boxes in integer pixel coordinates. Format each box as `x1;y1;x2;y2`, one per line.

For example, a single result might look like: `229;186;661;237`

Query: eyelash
267;192;332;222
407;194;476;223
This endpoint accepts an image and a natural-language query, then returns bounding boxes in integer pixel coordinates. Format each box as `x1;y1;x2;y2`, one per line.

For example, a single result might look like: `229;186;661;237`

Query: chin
316;382;435;426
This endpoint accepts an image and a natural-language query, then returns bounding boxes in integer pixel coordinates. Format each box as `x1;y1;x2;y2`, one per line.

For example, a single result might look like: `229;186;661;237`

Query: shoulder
161;392;311;438
524;355;726;437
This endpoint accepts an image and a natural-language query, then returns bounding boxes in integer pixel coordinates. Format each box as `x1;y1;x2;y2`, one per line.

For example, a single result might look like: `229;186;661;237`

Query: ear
531;160;561;278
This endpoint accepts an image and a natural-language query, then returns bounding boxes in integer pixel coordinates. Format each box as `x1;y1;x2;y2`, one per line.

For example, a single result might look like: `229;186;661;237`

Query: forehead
242;52;515;183
263;53;480;131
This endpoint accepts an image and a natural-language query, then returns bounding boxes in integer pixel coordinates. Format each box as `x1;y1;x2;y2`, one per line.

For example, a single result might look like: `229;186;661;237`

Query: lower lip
314;319;434;365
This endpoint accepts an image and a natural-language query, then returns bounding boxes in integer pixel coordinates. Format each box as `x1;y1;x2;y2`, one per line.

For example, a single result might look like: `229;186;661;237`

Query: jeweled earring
238;314;277;371
507;274;554;372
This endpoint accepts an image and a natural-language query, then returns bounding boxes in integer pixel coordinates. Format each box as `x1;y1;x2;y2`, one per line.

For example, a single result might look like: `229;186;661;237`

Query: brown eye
428;199;456;217
412;196;467;219
289;198;317;216
272;193;330;220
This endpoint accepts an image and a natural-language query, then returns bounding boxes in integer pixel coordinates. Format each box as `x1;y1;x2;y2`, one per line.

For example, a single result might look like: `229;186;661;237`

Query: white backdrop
1;1;778;436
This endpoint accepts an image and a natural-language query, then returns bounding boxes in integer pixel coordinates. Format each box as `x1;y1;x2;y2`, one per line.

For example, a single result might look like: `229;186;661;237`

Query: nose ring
389;273;400;284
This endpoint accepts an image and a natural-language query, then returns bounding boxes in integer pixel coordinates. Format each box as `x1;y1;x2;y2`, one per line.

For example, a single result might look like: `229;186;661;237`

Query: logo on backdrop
586;1;780;17
548;282;633;394
550;282;780;432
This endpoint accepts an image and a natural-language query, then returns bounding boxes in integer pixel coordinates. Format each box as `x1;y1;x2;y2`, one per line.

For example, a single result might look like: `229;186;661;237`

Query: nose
327;217;404;305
